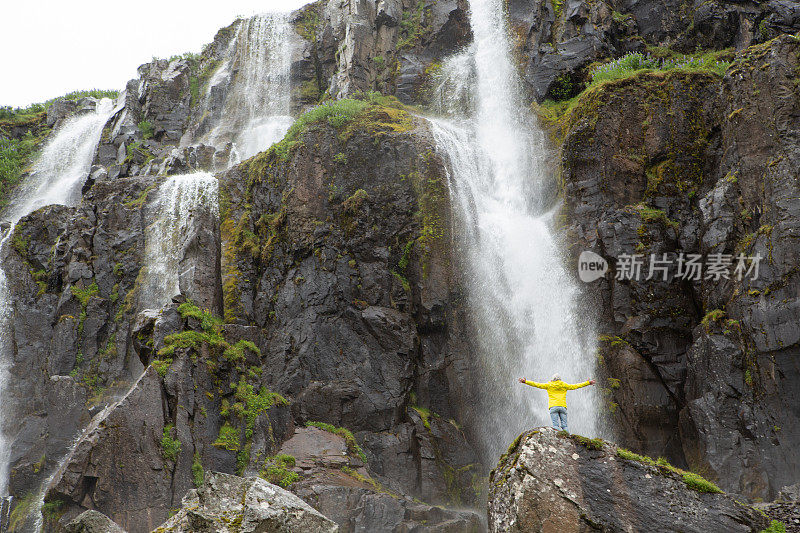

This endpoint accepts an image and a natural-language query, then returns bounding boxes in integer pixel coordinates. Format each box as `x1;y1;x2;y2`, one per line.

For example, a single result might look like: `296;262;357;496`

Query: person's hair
551;373;561;381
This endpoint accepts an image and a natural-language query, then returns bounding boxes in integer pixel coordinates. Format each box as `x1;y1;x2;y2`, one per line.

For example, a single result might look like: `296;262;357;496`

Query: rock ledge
488;428;769;533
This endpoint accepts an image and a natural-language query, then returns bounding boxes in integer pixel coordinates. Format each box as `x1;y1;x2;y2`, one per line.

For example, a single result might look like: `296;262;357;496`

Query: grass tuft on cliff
616;447;723;493
760;520;787;533
160;424;181;463
266;91;414;161
590;50;731;85
259;454;300;488
271;98;368;160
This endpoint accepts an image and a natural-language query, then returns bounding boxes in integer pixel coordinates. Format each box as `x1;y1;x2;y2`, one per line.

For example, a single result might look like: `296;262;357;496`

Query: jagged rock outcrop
756;484;800;532
3;177;156;500
289;0;471;105
153;472;338;533
280;426;482;531
488;428;769;532
556;34;800;498
508;0;644;102
1;170;223;532
507;0;800;102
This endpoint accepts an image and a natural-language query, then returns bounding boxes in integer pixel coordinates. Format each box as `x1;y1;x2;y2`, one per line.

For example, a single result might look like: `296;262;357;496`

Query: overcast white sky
1;0;311;108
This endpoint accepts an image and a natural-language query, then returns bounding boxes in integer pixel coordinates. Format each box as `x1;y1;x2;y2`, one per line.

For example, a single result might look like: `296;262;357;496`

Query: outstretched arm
518;378;547;389
565;379;595;389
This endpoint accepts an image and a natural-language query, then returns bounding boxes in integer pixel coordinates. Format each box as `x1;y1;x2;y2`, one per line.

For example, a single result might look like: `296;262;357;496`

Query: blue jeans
549;406;568;432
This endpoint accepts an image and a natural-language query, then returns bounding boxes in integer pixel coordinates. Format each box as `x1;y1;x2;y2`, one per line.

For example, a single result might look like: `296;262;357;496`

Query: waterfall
0;99;115;509
140;172;219;310
2;99;115;226
429;0;600;458
205;13;293;166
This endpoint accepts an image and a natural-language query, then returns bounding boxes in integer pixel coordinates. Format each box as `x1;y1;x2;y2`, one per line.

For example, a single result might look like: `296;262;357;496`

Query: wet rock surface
279;426;483;532
10;110;486;532
488;428;769;532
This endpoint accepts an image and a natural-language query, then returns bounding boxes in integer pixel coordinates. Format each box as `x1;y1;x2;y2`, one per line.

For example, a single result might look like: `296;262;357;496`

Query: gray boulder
489;428;769;532
67;510;126;533
46;99;78;128
153;471;338;533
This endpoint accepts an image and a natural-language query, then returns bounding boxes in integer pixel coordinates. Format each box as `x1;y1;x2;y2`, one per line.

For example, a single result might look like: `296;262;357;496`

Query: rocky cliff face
6;99;484;532
3;0;800;530
555;34;800;499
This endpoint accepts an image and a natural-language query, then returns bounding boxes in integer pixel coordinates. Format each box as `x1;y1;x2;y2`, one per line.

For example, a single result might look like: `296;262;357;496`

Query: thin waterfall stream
429;0;601;459
30;171;219;532
0;98;115;517
140;172;220;309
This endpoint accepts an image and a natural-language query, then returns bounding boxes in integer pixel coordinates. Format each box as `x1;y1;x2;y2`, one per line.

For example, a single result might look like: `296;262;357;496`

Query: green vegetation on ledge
259;454;300;488
262;91;414;162
0;89;118;124
306;421;368;463
616;447;723;493
534;48;731;146
590;50;731;85
155;301;258;362
760;520;787;533
160;424;181;463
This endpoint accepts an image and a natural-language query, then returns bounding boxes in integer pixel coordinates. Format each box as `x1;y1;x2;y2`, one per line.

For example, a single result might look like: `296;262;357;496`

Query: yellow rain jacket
524;379;591;408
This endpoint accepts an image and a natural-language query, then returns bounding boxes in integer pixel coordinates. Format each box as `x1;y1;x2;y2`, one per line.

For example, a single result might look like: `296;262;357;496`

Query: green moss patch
259;454;300;488
616;447;722;493
160;424;181;462
192;453;204;487
563;433;605;450
154;301;260;374
213;422;241;451
759;520;787;533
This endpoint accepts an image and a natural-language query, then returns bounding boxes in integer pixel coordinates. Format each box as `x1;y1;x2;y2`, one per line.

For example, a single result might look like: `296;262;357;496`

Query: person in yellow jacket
518;374;595;433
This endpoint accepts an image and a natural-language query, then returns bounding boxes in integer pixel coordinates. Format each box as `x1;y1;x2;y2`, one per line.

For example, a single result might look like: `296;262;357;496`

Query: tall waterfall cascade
204;13;293;166
0;98;115;515
429;0;600;458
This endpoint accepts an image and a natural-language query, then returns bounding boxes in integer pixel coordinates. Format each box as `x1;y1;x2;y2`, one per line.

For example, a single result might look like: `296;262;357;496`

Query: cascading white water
0;99;115;523
140;172;219;310
429;0;600;458
205;13;293;166
3;99;116;225
430;50;476;117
